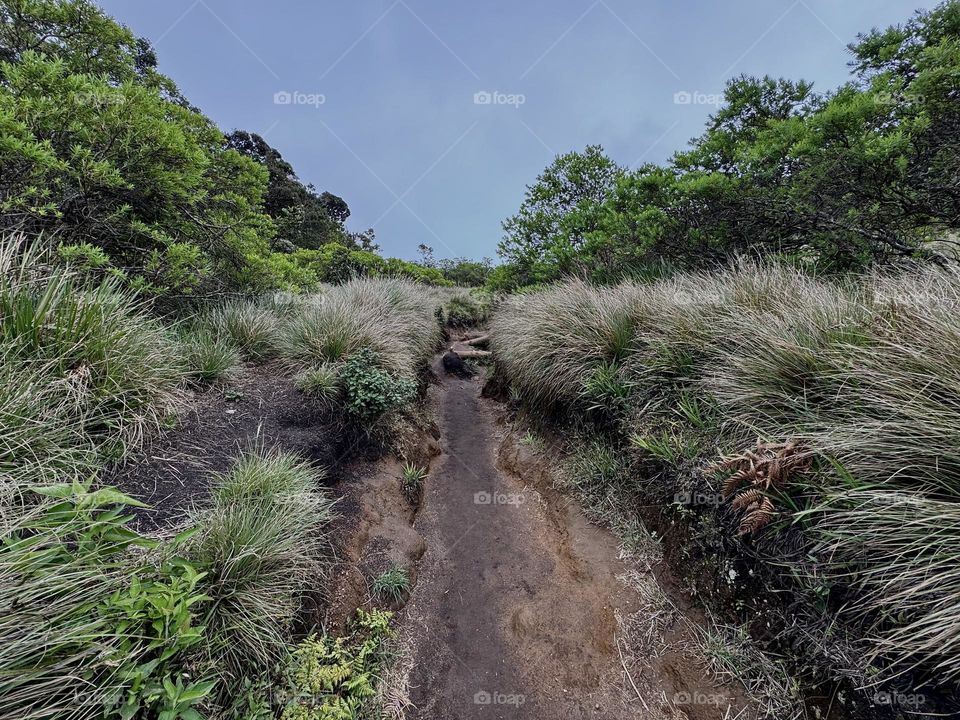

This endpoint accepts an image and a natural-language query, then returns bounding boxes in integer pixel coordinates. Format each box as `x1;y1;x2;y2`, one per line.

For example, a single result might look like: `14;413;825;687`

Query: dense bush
0;1;446;297
340;348;416;421
490;263;960;697
0;483;211;720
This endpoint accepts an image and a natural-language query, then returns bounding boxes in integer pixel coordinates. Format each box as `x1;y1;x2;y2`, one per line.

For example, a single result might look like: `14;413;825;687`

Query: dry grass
490;261;960;685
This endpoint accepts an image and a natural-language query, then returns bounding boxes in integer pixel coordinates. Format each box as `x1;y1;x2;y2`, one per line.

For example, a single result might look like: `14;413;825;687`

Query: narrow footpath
396;339;750;720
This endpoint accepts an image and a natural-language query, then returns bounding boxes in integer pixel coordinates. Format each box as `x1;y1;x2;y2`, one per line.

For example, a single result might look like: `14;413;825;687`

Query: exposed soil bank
108;362;346;529
397;340;752;719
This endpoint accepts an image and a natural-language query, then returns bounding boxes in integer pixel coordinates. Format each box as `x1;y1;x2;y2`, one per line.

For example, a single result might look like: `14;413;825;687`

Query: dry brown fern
705;439;812;536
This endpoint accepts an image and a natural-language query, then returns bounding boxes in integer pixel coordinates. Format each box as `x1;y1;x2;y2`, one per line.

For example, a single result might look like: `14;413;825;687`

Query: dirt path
396;340;751;720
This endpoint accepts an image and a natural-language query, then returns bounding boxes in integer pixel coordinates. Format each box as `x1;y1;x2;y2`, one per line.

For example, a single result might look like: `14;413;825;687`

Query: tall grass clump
0;237;185;494
180;329;240;385
188;450;336;692
201;298;280;361
491;280;639;408
281;278;441;379
489;261;960;689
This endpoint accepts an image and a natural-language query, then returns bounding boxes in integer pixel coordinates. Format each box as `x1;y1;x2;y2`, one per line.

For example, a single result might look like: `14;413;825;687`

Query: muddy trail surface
397;338;751;720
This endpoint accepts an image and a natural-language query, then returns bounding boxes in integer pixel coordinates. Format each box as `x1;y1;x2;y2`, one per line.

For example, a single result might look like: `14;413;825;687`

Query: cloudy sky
98;0;930;261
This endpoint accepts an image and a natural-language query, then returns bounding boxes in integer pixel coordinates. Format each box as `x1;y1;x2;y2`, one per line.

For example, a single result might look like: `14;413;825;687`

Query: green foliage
290;245;450;286
0;1;274;297
437;256;493;286
280;278;442;380
279;610;392;720
225;131;349;251
0;481;212;720
499;145;625;288
181;330;239;386
0;239;185;493
441;291;492;327
490;264;960;684
297;363;342;406
496;2;960;280
0;2;429;298
202;299;279;361
340;349;416;422
401;462;427;499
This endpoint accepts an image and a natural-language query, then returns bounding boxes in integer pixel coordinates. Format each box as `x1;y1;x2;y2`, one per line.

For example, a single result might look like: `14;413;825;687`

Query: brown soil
392;339;755;720
108;362;348;529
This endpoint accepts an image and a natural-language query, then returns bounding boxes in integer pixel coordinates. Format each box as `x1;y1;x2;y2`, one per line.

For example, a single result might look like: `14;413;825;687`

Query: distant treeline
493;1;960;290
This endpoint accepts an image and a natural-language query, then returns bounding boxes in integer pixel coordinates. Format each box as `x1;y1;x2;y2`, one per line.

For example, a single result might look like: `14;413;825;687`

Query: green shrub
340;349;416;422
442;291;491;327
278;609;392;720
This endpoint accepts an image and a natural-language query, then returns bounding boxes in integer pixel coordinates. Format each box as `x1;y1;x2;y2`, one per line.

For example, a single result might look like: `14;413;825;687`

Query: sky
97;0;931;261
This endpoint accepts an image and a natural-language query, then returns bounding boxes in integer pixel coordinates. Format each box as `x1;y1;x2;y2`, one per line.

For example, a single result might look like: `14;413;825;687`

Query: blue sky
98;0;930;261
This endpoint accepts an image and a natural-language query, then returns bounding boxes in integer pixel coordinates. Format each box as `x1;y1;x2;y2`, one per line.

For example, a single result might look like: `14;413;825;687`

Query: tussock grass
188;450;335;691
0;237;185;496
280;278;441;379
201;298;280;360
181;330;240;385
491;262;960;685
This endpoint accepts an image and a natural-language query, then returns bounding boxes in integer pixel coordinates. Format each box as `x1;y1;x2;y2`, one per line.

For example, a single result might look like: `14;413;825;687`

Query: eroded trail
398;340;749;720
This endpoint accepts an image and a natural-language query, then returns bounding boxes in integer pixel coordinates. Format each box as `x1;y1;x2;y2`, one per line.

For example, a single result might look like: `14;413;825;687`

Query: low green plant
279;609;393;720
401;462;426;499
371;566;410;604
0;481;212;720
443;293;487;327
297;364;341;406
340;349;416;422
630;430;682;465
182;331;240;385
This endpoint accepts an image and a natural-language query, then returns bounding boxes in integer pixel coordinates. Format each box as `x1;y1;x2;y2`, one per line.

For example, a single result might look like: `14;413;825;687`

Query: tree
499;145;624;285
224;131;348;250
417;244;435;268
438;257;493;286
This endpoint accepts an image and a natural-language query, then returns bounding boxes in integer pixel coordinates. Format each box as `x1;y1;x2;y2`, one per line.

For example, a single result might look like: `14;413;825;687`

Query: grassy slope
489;263;960;708
0;238;447;719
